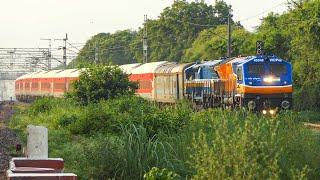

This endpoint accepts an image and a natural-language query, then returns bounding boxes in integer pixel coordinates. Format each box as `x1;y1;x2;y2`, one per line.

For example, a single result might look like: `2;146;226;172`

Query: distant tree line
72;0;320;111
73;0;233;65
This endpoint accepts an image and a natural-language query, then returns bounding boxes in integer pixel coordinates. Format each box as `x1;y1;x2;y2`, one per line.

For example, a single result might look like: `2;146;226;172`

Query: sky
0;0;289;48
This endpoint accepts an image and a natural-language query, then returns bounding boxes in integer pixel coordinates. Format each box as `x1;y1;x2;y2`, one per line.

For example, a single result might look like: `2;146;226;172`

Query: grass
9;97;320;179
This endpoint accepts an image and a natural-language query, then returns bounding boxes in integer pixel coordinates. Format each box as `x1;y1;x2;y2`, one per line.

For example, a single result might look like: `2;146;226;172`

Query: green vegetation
72;0;320;111
144;167;181;180
74;30;137;66
73;0;233;66
10;97;320;179
10;63;320;179
66;65;137;105
9;0;320;179
185;25;254;60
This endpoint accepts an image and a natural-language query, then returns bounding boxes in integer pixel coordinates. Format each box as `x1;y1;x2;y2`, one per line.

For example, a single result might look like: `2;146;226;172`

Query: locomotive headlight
262;110;267;115
263;76;280;83
269;109;275;115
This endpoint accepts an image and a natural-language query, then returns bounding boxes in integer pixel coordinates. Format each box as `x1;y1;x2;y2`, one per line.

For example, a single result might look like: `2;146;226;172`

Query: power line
54;33;68;68
67;42;81;52
238;2;286;22
66;48;79;55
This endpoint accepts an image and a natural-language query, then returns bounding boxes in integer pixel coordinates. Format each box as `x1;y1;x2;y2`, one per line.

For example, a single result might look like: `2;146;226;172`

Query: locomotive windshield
269;63;287;76
248;64;264;77
247;63;287;77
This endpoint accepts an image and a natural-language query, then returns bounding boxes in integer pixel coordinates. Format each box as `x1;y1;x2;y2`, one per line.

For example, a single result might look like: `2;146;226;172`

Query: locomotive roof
232;57;249;64
238;55;290;66
220;55;290;67
194;60;222;68
186;60;222;71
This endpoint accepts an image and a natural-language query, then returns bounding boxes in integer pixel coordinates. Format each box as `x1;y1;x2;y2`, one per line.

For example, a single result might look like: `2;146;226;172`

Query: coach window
236;67;243;81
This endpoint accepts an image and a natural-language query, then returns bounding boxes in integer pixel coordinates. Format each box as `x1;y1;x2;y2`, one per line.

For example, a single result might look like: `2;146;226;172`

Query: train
15;55;292;114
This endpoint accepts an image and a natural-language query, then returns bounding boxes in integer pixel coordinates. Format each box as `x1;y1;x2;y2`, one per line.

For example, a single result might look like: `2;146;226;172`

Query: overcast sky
0;0;288;48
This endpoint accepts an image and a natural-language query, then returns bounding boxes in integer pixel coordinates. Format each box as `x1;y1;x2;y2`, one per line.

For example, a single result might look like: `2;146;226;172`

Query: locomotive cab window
236;67;243;81
201;67;219;79
248;64;264;77
269;63;287;76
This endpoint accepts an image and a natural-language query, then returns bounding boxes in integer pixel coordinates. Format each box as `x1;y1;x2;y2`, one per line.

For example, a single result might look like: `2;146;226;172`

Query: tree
255;13;291;59
67;65;137;105
73;30;137;67
74;1;235;64
255;0;320;111
130;0;234;62
184;25;255;61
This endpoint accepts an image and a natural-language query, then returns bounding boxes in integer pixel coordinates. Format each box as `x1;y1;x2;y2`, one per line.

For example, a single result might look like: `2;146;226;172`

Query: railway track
0;102;21;180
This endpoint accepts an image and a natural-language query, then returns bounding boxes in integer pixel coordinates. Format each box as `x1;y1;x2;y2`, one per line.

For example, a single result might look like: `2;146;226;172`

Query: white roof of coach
131;61;168;74
39;70;62;78
119;63;141;74
31;71;49;79
16;73;30;80
171;63;194;73
16;71;47;80
55;69;81;78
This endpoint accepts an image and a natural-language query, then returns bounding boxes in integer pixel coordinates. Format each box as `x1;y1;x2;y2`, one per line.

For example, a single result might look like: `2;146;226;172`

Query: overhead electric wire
238;2;286;22
66;48;79;55
67;42;81;52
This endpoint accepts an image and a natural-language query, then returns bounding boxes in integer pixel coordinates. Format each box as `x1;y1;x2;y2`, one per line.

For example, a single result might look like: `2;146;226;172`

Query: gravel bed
0;103;21;179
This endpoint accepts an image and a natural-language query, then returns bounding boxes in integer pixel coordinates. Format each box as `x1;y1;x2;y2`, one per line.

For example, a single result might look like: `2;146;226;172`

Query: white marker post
26;125;48;159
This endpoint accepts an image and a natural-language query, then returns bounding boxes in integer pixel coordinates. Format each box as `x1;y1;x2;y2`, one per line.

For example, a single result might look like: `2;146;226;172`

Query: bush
10;97;320;179
144;167;180;180
190;110;319;179
67;65;137;105
48;125;189;179
67;96;192;137
28;97;58;115
68;104;113;134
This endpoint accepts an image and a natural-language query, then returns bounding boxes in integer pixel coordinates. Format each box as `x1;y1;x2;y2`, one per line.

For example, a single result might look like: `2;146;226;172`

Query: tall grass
10;97;320;179
190;110;320;179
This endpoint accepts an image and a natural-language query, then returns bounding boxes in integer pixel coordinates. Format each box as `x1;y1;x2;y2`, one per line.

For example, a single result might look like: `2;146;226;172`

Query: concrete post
27;125;48;159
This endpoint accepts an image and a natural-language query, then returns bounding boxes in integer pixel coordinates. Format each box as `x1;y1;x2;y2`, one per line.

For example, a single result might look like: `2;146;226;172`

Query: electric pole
95;42;99;64
143;15;148;63
40;38;52;70
54;33;68;68
227;13;232;58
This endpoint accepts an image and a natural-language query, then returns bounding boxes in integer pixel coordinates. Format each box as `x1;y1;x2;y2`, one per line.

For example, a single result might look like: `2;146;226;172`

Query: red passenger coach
129;61;168;100
15;69;80;101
